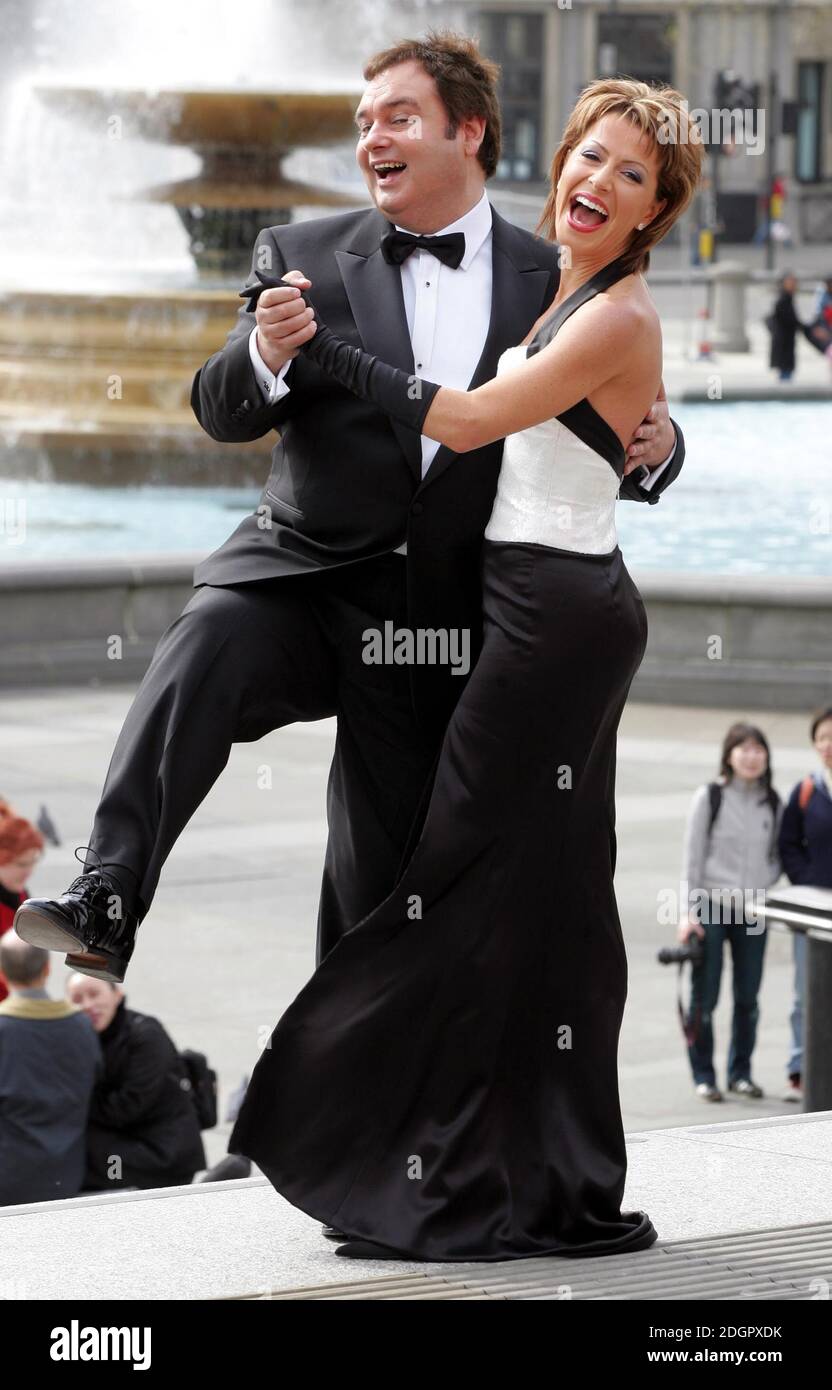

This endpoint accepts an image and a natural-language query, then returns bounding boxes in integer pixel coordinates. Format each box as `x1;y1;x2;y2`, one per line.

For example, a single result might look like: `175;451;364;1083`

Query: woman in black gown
229;79;703;1263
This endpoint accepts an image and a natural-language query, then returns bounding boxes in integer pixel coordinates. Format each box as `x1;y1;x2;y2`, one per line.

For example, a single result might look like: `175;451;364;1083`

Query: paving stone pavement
0;687;812;1172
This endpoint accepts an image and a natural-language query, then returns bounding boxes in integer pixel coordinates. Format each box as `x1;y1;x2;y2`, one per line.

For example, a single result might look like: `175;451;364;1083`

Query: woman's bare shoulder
604;276;660;335
550;283;658;370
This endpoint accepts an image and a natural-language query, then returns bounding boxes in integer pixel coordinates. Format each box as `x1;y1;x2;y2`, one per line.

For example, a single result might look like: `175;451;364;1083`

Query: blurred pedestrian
802;275;832;375
0;801;45;1004
679;723;782;1102
778;705;832;1102
766;272;804;382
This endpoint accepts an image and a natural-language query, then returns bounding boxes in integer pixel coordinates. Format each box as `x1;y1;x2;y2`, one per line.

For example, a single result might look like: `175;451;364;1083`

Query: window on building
597;13;675;86
477;10;544;181
795;61;824;184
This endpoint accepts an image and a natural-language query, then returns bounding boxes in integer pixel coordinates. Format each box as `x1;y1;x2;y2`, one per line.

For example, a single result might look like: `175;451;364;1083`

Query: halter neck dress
229;253;657;1262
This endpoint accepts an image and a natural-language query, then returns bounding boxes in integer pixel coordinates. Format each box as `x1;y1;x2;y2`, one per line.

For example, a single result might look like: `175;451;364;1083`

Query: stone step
2;1111;830;1301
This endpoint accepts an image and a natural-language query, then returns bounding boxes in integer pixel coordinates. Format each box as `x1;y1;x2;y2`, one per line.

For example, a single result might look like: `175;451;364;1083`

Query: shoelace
66;846;125;900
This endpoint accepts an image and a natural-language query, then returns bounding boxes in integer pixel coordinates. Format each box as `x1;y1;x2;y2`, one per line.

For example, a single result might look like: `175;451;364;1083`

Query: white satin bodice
483;345;621;555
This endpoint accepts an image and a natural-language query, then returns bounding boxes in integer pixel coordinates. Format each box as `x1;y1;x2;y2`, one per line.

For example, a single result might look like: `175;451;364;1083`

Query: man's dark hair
363;29;502;178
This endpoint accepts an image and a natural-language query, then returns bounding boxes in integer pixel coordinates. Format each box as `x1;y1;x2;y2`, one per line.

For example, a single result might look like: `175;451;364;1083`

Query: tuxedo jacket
191;203;685;734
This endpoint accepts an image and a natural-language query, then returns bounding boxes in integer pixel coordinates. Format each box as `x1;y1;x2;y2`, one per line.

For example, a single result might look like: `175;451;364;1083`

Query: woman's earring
637;221;647;230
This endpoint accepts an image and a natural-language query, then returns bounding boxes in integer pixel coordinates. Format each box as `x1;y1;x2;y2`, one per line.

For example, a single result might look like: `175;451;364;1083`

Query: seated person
66;974;206;1191
0;933;101;1205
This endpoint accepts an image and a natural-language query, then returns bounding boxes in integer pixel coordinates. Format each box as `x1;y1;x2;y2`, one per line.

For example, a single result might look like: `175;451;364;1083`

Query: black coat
0;997;101;1205
84;998;205;1192
769;290;801;373
191;204;686;736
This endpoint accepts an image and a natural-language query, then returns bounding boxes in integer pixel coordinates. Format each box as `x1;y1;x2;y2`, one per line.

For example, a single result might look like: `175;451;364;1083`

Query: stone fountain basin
34;86;363;150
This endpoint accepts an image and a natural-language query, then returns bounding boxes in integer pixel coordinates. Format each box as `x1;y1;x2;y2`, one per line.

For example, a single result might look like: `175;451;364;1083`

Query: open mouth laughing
372;160;408;187
566;191;610;232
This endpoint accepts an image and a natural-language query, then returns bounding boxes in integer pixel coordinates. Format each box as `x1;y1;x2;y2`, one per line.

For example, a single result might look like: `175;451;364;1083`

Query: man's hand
677;915;706;945
253;269;315;374
623;396;676;477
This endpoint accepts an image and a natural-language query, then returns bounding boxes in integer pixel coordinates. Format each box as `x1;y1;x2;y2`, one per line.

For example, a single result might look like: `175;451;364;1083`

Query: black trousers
229;541;656;1260
86;552;440;964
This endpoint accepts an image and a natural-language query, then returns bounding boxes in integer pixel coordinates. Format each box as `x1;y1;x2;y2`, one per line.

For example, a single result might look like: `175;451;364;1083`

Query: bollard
756;888;832;1113
708;260;751;352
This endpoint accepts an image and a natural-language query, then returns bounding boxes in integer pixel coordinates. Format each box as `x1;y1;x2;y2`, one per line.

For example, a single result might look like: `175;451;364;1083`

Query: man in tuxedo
15;32;684;983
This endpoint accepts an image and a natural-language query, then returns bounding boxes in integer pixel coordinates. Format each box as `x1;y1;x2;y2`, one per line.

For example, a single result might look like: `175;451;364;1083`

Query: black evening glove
239;270;442;432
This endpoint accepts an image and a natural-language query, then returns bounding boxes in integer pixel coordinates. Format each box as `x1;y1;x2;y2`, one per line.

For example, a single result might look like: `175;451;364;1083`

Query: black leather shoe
321;1225;348;1241
334;1238;410;1260
13;864;140;983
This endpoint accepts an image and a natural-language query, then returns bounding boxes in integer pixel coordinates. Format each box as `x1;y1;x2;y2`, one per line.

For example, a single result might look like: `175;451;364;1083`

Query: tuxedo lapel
335;211;423;484
419;206;554;492
333;204;556;491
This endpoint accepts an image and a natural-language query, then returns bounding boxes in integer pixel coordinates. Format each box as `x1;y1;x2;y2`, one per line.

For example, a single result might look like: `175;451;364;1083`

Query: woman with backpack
679;723;783;1101
778;705;832;1102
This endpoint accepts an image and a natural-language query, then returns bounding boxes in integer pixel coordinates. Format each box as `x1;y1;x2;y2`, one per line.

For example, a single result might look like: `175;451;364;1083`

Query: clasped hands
243;267;674;474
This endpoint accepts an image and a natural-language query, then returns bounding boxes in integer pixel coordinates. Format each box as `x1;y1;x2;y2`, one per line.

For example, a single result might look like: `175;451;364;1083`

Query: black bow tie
380;229;466;269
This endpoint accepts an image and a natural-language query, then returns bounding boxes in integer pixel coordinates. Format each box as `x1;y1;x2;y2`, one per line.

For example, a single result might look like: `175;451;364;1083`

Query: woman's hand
272;277;443;435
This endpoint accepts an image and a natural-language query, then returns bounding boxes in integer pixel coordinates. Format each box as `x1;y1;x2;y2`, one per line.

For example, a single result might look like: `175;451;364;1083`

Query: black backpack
177;1048;218;1130
706;780;780;861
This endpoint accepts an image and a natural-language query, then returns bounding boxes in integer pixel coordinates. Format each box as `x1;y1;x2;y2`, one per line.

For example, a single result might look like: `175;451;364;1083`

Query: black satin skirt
229;540;655;1262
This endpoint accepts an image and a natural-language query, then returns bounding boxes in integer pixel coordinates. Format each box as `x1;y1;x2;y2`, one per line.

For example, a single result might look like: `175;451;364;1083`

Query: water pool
1;401;830;576
616;400;832;577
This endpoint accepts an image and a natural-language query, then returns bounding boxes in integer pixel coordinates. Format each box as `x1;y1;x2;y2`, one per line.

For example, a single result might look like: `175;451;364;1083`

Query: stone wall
1;557;829;710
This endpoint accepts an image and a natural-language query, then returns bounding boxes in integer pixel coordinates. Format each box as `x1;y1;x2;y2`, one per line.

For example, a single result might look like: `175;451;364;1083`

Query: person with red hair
0;801;45;1003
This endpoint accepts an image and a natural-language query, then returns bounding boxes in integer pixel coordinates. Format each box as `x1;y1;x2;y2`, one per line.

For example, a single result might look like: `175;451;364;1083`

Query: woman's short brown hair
363;29;502;179
537;77;705;276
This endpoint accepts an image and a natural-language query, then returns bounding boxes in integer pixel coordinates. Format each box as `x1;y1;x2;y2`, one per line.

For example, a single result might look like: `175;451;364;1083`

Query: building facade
450;0;832;243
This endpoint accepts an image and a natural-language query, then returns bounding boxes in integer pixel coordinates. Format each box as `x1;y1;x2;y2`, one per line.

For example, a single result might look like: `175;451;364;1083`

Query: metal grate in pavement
228;1220;832;1300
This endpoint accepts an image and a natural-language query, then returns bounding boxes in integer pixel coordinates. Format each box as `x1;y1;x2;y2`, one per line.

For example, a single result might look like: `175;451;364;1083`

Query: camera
657;934;704;966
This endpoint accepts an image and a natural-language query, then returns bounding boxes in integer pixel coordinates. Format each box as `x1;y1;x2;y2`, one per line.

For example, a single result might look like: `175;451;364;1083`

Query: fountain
0;0;437;485
33;85;362;277
0;82;364;485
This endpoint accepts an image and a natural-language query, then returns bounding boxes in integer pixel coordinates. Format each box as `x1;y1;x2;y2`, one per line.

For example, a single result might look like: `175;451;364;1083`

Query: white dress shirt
248;193;672;554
